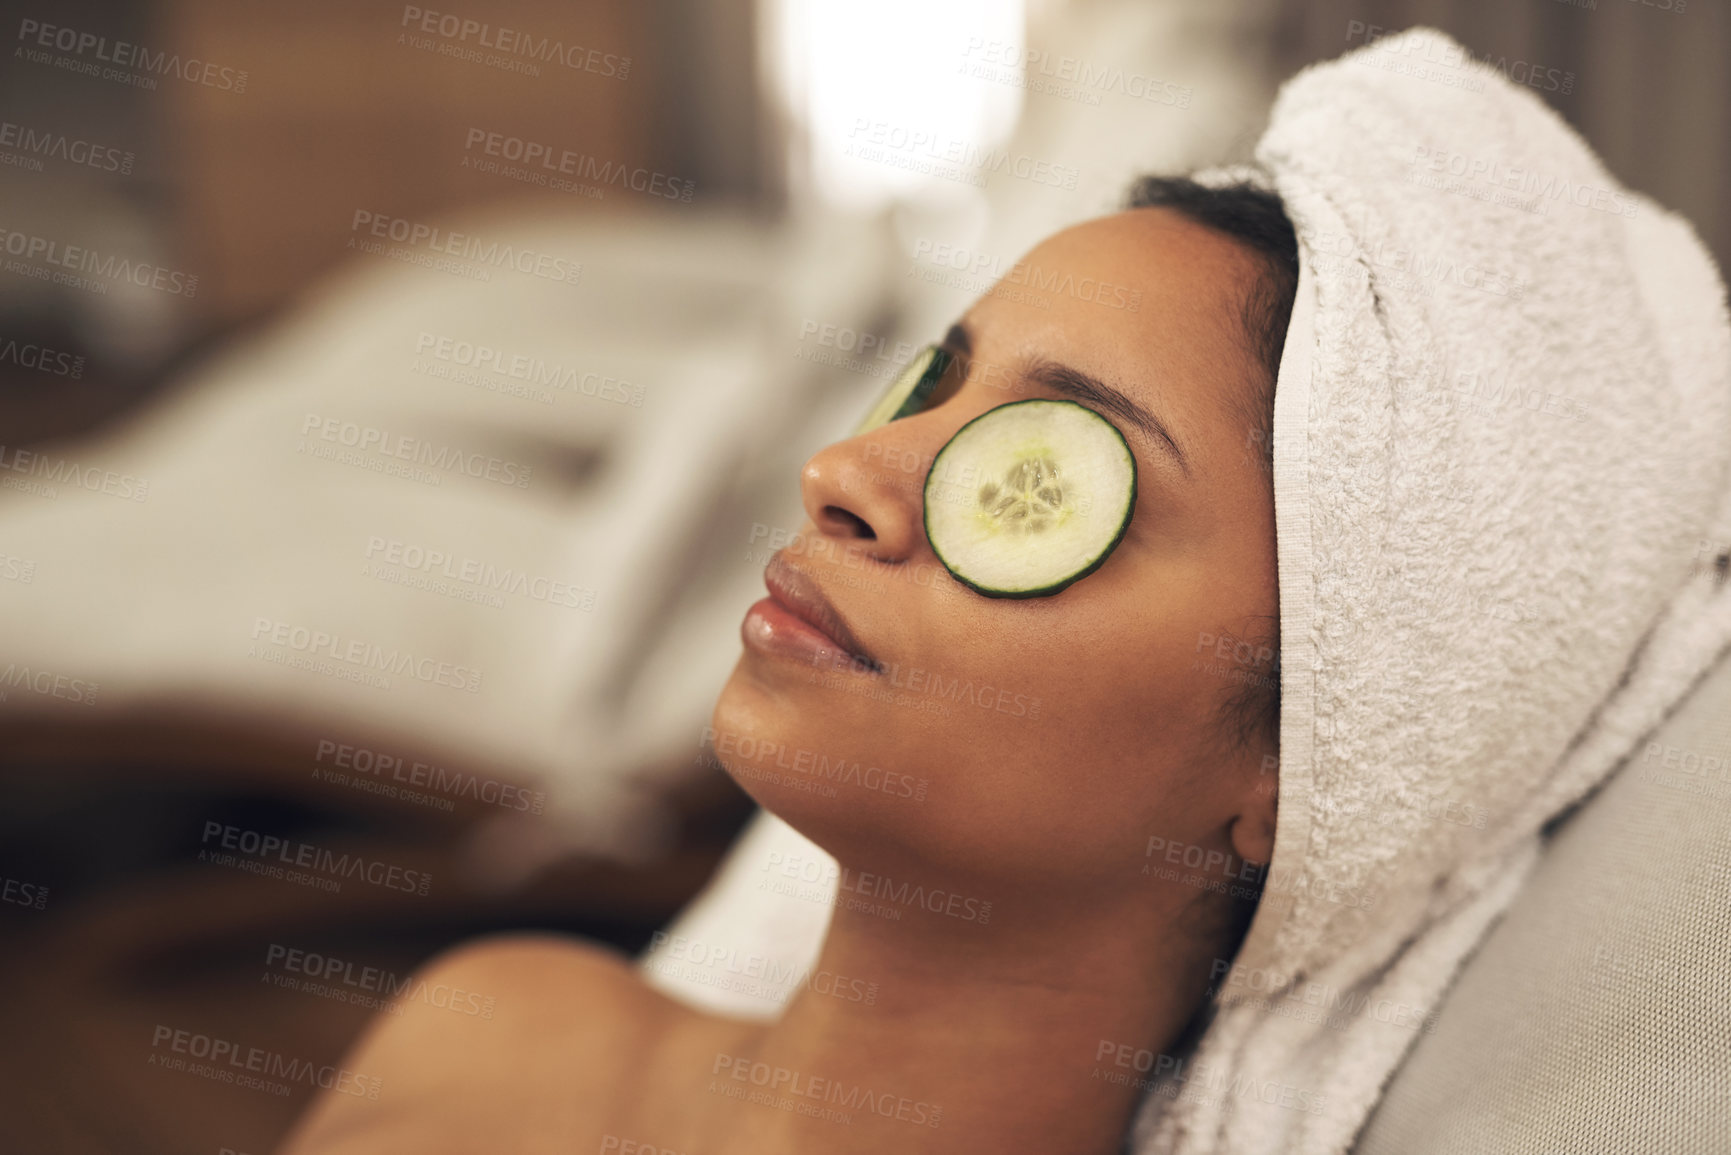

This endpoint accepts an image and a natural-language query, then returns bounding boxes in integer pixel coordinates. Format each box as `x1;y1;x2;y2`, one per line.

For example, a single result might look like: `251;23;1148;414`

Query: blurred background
0;0;1724;1151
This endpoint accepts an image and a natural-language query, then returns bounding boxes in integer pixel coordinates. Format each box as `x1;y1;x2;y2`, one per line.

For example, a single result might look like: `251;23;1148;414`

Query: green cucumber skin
922;398;1137;599
854;345;954;436
888;346;952;423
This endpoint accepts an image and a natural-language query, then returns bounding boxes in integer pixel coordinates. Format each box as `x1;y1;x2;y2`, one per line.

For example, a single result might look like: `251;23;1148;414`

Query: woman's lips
742;552;882;675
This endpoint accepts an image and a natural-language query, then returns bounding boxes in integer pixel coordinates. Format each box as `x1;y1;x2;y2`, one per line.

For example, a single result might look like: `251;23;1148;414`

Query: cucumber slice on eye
852;344;954;435
923;399;1136;598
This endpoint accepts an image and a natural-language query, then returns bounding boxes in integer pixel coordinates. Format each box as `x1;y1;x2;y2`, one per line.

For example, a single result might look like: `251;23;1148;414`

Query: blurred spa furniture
0;203;898;866
0;201;902;1155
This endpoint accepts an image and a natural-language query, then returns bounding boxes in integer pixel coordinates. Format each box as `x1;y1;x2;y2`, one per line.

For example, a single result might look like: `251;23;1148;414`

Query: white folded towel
1130;26;1731;1154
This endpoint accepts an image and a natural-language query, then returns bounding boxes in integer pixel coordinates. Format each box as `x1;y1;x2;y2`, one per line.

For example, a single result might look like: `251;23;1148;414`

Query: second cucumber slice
853;344;953;436
923;399;1136;598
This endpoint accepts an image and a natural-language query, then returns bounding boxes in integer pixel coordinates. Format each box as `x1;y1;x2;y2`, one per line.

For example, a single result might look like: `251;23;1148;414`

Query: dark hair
1123;174;1297;757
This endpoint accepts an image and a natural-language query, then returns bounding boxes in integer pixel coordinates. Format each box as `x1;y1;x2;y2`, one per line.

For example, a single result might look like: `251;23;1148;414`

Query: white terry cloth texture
644;24;1731;1153
1133;26;1731;1155
1348;623;1731;1153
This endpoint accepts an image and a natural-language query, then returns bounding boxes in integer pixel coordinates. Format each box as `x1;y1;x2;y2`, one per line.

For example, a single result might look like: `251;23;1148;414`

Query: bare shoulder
361;930;670;1063
412;930;661;1025
277;932;682;1155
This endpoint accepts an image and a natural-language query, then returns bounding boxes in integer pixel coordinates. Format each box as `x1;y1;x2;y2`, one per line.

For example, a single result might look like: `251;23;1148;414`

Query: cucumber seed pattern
978;454;1068;533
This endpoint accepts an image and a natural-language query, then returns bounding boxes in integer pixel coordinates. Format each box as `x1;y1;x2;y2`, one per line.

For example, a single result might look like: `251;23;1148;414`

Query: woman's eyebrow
943;321;1193;480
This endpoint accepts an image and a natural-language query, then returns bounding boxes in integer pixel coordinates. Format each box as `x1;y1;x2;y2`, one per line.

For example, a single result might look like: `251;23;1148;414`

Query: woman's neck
686;872;1220;1155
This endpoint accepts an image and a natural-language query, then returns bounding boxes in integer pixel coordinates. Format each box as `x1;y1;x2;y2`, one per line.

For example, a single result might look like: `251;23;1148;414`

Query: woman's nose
797;430;936;564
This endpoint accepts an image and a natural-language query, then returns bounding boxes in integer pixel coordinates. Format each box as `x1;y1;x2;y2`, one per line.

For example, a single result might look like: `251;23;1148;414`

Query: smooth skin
277;206;1281;1155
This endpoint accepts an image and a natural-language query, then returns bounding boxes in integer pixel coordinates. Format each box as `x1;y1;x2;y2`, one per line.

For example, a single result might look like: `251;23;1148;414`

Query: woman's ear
1228;754;1278;864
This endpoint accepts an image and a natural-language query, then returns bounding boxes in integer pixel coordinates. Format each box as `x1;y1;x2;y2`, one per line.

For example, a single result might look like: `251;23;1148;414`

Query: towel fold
1131;26;1731;1155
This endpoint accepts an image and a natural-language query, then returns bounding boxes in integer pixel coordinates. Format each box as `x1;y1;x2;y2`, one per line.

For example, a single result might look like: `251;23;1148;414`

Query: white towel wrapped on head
1131;25;1731;1155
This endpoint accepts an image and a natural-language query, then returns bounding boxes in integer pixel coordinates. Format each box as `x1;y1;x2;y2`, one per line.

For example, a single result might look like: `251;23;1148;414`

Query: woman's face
711;208;1280;899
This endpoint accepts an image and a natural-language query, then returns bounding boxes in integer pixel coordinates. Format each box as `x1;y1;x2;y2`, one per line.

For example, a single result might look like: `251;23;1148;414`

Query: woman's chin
707;675;905;856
